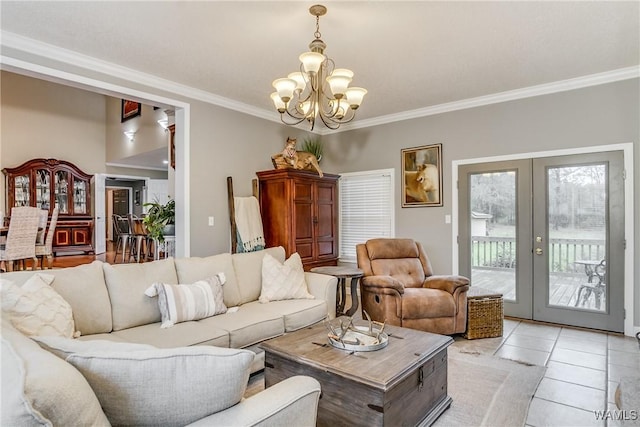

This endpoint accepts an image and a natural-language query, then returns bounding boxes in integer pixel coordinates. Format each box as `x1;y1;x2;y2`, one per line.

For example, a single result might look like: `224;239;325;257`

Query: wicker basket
464;287;504;339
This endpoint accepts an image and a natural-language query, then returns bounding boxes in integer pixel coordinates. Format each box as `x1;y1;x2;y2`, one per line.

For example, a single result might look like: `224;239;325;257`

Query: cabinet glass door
73;179;88;214
13;174;31;207
55;170;69;214
35;169;51;211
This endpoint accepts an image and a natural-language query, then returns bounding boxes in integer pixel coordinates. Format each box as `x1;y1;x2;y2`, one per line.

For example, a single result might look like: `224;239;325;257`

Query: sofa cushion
145;274;227;328
259;252;314;303
32;336;156;360
247;299;328;332
3;261;113;335
103;258;178;331
197;306;284;348
67;346;254;427
1;274;77;338
111;321;229;348
232;246;285;304
175;253;242;308
1;317;110;426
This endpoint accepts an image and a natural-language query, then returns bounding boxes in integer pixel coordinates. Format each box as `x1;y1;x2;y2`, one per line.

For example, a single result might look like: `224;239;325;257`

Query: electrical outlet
208;216;215;226
445;214;451;224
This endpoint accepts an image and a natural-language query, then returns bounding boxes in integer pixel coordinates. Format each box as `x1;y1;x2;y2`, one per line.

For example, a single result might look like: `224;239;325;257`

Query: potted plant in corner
143;198;175;243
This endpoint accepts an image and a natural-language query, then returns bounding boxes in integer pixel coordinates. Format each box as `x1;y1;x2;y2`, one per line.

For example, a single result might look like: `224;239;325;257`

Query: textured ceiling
1;1;638;127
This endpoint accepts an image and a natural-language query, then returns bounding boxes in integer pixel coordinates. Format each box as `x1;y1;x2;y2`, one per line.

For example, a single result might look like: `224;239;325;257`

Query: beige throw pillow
1;274;78;338
66;346;255;427
259;252;314;303
145;273;227;328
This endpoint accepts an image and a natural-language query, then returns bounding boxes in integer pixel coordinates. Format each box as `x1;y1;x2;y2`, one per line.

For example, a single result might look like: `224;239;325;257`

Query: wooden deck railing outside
471;236;605;273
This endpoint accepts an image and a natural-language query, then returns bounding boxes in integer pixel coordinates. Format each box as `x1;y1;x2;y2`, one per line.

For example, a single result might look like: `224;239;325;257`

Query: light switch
445;215;451;224
208;216;215;226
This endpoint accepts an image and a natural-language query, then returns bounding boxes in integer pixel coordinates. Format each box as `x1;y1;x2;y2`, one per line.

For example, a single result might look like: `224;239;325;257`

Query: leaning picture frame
121;99;141;122
401;143;443;207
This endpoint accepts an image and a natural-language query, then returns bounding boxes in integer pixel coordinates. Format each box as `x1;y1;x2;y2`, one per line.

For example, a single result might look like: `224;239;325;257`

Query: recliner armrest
361;275;405;294
423;275;470;295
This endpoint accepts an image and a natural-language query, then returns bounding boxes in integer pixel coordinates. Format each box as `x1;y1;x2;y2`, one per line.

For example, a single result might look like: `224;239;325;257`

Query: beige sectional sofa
1;246;338;426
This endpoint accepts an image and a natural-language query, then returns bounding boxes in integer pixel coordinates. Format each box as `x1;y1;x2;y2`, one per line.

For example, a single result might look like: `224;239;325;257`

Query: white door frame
452;143;635;337
94;173;151;255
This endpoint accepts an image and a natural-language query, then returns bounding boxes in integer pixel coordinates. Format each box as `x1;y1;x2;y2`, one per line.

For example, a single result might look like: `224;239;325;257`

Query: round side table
310;266;364;317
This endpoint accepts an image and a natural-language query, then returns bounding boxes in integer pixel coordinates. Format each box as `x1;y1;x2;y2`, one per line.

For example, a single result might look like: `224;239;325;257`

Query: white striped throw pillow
145;273;227;328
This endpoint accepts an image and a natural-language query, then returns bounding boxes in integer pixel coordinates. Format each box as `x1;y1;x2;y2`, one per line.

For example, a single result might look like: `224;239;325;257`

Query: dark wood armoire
257;169;339;270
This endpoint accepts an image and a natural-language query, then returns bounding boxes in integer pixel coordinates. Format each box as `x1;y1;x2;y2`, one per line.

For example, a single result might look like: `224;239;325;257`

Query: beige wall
105;97;169;163
1;72;107;173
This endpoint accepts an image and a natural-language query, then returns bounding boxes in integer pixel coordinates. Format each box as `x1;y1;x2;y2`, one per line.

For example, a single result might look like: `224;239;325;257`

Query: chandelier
270;4;367;131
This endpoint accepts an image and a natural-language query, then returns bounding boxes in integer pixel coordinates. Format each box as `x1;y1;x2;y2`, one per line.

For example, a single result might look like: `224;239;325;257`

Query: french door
458;151;625;332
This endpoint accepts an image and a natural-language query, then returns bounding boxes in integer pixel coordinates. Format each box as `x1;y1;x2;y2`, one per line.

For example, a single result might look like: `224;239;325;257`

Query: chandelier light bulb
327;69;353;99
345;87;368;109
287;72;307;92
299;51;325;74
272;78;297;103
270;92;286;113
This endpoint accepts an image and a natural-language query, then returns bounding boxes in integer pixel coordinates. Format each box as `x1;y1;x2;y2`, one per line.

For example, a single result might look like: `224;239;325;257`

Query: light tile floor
457;318;640;427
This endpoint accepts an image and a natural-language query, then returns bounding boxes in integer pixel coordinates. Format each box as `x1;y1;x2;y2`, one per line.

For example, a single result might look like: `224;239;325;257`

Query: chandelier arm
279;112;310;127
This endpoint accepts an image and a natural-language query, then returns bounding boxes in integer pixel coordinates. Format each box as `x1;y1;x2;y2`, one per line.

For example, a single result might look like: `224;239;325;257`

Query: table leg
336;278;346;315
345;277;361;317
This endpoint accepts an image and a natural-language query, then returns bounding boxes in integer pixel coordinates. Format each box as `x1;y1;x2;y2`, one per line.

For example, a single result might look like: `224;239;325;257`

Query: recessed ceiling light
163;160;169;164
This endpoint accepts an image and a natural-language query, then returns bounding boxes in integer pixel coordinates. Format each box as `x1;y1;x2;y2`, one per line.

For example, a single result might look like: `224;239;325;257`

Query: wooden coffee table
260;322;453;426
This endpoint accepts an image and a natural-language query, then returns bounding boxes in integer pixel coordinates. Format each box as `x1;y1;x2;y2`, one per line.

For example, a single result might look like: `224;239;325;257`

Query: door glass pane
470;171;517;301
74;179;87;214
55;171;69;214
547;164;606;311
35;169;51;210
14;174;30;207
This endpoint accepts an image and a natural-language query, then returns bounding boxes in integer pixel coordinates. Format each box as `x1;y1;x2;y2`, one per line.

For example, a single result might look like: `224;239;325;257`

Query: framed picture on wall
121;99;141;122
401;143;443;207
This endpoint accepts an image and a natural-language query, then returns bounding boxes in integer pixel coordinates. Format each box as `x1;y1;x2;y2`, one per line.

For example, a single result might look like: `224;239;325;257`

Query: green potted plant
143;198;175;243
301;137;323;162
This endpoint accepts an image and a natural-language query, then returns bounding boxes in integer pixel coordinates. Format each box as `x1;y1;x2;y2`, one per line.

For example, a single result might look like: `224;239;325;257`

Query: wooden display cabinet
257;169;339;270
3;158;94;255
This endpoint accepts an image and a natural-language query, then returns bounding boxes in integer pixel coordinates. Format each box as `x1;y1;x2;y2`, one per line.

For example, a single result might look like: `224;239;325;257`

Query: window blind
339;169;394;262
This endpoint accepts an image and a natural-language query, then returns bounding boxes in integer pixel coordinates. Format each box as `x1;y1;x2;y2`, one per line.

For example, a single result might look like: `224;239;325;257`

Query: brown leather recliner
356;238;470;335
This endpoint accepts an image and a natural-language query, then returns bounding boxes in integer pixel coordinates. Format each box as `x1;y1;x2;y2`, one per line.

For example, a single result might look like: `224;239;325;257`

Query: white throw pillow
144;273;227;328
259;252;315;303
66;346;255;427
1;274;78;338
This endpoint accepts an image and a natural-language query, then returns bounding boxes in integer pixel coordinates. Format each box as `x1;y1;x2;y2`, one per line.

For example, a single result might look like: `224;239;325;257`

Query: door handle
535;248;543;255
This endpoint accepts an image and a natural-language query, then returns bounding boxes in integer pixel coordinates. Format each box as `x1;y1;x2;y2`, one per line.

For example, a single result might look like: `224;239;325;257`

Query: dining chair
35;207;59;269
112;214;132;263
36;209;48;245
0;206;41;271
127;213;148;263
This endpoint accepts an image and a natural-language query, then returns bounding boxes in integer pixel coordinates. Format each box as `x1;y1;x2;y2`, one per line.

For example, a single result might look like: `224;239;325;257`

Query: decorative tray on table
324;313;388;352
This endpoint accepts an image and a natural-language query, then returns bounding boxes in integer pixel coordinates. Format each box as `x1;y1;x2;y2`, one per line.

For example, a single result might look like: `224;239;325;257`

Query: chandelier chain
314;15;321;39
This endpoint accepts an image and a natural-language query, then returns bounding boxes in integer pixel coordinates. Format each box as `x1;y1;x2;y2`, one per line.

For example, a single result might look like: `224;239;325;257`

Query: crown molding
2;31;638;136
329;65;640;134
